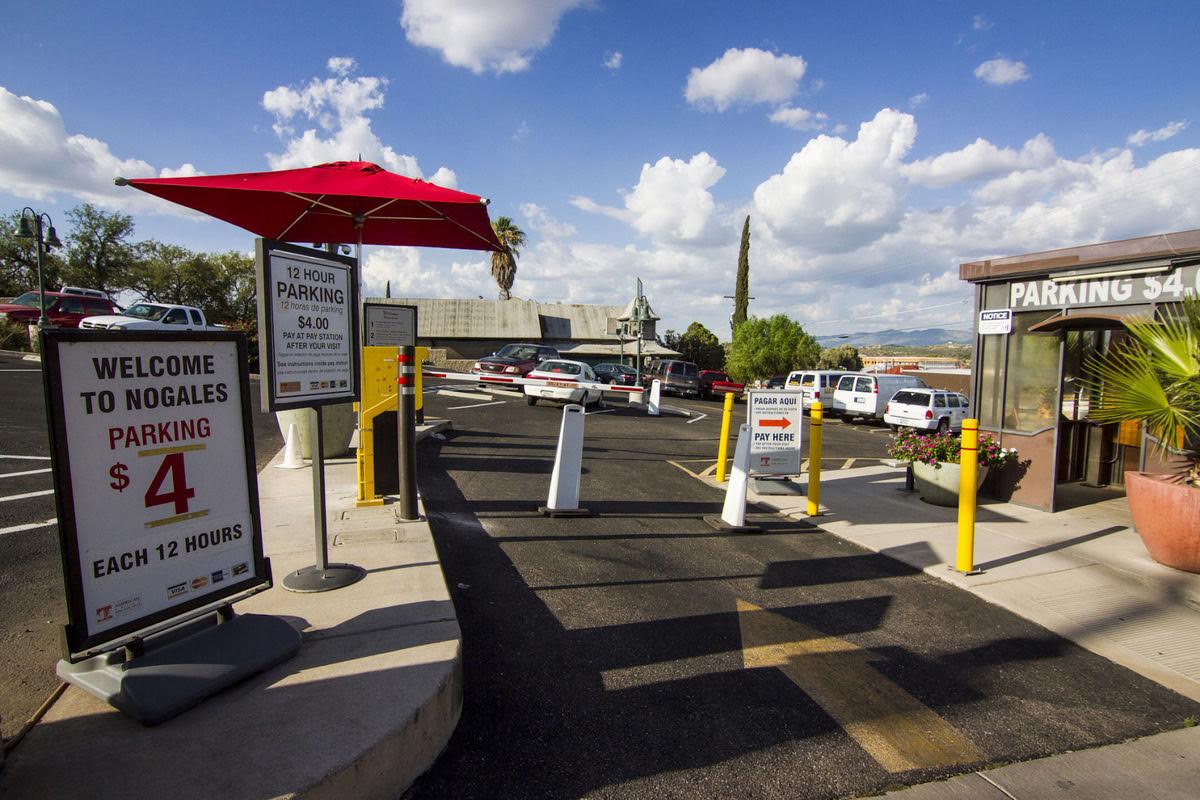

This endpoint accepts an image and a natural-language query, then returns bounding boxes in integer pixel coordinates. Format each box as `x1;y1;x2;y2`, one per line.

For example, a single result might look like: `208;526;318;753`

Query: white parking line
585;408;615;416
842;458;856;469
0;468;51;479
685;413;709;425
447;400;507;410
0;519;56;537
0;489;54;503
0;369;41;372
439;389;494;401
0;455;51;461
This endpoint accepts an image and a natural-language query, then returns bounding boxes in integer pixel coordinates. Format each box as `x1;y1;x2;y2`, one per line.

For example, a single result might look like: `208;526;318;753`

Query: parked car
884;388;971;433
764;374;787;389
472;343;559;379
593;362;639;386
59;286;110;299
643;359;700;398
833;373;929;423
698;370;744;401
524;359;603;407
784;370;848;415
0;291;119;328
79;302;224;331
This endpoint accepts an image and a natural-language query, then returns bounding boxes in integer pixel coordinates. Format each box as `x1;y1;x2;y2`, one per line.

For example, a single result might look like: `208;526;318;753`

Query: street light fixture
15;208;63;330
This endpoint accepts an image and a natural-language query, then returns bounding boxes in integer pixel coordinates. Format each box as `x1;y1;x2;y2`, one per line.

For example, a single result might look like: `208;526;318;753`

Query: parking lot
406;381;1198;799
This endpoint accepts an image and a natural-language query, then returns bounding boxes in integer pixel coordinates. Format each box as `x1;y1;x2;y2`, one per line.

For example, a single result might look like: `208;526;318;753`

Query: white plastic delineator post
648;379;662;416
539;404;591;517
705;423;760;532
276;423;306;469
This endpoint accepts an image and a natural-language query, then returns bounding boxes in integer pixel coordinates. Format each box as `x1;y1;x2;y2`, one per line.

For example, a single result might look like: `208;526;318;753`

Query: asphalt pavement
0;351;282;741
406;386;1199;799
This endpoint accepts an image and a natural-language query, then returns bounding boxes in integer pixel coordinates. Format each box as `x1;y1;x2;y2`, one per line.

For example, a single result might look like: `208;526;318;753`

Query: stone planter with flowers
887;428;1018;507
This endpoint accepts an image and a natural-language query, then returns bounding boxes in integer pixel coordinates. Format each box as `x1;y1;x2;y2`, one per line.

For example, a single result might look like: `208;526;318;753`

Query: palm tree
1087;295;1200;479
490;216;525;300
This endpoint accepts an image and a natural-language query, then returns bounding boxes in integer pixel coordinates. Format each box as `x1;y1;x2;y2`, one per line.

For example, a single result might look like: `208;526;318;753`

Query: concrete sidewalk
720;464;1200;798
1;422;460;800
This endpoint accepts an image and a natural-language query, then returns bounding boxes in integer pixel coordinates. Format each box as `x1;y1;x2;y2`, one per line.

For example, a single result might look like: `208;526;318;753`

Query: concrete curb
0;421;462;800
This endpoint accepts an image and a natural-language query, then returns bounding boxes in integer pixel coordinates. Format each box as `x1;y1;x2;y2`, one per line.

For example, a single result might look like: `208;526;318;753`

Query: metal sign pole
397;346;419;521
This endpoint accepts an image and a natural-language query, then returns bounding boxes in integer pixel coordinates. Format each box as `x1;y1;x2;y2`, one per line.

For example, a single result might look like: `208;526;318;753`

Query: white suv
884;388;970;433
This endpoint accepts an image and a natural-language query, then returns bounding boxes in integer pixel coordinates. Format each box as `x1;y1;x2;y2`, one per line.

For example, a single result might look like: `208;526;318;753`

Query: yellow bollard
807;401;823;516
956;418;979;573
716;392;735;482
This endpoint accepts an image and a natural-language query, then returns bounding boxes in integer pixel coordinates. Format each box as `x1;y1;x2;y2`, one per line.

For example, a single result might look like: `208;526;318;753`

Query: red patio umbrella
117;160;502;251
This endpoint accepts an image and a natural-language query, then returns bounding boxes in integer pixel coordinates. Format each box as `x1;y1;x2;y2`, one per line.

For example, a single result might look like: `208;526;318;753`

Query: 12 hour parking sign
43;331;269;657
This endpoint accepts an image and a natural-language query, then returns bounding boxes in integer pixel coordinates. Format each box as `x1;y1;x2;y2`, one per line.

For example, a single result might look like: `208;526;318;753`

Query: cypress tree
732;215;750;330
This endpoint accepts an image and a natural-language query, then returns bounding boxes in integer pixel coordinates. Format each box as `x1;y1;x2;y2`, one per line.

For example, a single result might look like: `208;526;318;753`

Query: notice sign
363;302;417;347
256;239;359;411
978;308;1012;335
746;390;803;475
43;331;269;657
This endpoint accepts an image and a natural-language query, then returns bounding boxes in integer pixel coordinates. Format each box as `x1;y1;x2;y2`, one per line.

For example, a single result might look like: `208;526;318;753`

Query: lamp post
15;208;63;330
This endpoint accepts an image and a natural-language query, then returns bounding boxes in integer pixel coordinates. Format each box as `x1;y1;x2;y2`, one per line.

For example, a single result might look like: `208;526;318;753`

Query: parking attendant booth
961;229;1200;512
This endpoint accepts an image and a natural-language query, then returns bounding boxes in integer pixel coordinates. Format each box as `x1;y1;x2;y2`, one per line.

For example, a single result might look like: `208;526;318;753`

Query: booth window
977;334;1004;427
1003;311;1060;432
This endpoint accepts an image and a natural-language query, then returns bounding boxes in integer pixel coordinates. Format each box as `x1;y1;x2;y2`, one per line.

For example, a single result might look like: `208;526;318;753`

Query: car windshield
496;344;538;359
123;303;169;321
537;361;581;375
9;291;41;308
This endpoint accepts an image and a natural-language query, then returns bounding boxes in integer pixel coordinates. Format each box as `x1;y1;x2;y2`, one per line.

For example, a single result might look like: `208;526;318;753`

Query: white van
784;370;848;415
833;373;929;422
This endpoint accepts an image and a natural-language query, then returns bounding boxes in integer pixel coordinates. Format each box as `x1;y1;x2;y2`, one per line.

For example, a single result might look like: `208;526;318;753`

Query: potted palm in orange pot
1087;296;1200;572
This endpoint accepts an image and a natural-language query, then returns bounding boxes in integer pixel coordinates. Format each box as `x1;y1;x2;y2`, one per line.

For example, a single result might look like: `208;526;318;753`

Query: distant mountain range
817;328;973;347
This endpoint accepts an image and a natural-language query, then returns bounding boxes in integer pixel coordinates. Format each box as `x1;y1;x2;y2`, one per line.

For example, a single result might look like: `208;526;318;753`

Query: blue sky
2;1;1198;338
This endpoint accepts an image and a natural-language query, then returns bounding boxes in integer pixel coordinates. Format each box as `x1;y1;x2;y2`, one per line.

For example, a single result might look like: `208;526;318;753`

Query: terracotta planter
1125;471;1200;573
911;461;990;507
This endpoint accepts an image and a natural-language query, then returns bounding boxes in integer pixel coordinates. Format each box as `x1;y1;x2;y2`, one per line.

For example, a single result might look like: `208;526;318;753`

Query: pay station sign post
42;330;299;723
256;239;364;592
746;389;803;477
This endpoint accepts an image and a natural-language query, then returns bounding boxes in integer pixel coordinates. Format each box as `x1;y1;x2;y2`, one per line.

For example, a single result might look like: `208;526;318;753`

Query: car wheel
525;395;537;406
937;417;949;433
890;424;900;432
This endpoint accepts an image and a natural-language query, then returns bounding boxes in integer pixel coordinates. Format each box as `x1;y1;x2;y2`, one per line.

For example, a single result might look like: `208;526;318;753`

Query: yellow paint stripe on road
666;460;700;479
842;458;856;469
737;599;981;773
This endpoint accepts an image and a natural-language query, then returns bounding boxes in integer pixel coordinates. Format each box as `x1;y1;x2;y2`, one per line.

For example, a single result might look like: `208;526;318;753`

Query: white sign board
44;332;268;657
746;389;803;475
363;303;417;347
256;239;359;411
978;308;1012;335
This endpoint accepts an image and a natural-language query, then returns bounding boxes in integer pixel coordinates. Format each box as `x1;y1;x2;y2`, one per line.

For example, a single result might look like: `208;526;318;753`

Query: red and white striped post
397;346;419;520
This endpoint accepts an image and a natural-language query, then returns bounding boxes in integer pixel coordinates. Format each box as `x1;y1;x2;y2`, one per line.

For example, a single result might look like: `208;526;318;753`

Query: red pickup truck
698;370;744;401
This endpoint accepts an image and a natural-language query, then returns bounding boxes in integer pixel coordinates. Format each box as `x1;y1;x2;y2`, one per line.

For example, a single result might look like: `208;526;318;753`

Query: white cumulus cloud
262;63;454;182
520;202;577;238
1127;120;1189;147
0;85;200;211
400;0;589;75
769;105;828;131
685;48;807;112
604;51;623;70
327;56;356;76
571;152;727;243
974;58;1030;85
753;108;917;253
904;133;1057;187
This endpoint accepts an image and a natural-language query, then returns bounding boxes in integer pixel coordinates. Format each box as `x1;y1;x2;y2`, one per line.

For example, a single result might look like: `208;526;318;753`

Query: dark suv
643;359;700;398
0;291;118;328
472;343;560;378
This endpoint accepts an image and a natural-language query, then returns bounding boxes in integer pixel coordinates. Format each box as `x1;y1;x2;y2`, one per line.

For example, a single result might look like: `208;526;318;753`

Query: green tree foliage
62;204;139;293
732;215;750;330
725;314;820;382
490;216;525;300
675;321;726;370
0;211;64;297
817;343;864;370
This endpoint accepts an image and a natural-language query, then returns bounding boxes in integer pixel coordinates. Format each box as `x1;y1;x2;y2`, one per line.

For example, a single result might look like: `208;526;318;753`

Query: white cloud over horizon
1128;120;1189;147
399;0;588;75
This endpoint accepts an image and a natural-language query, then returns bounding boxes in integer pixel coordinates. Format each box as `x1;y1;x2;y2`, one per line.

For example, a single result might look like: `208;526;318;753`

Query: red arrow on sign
757;417;792;429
